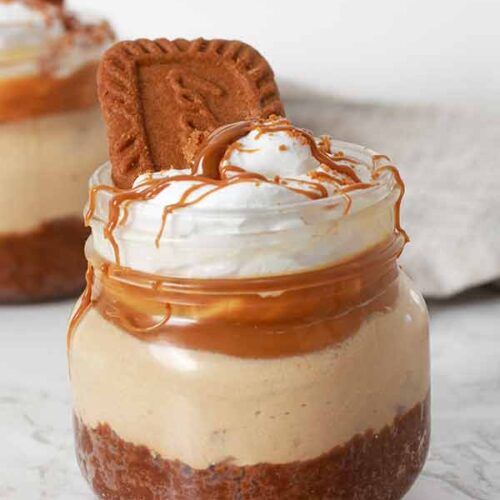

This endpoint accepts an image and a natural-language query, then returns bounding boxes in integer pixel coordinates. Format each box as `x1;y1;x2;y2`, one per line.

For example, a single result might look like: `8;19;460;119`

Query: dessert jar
68;146;430;499
0;14;114;302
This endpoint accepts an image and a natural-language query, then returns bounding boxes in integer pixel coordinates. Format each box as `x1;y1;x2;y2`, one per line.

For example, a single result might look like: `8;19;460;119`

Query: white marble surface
0;288;499;499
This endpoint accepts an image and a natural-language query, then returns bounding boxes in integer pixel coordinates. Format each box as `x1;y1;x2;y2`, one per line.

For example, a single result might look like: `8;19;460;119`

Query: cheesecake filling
70;272;429;469
0;106;106;234
0;1;114;236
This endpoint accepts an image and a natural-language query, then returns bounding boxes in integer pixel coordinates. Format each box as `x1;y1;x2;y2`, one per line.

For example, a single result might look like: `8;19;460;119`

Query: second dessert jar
0;0;114;302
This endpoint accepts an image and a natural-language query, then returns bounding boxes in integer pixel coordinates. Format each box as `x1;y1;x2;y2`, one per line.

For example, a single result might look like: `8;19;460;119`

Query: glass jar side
68;237;430;498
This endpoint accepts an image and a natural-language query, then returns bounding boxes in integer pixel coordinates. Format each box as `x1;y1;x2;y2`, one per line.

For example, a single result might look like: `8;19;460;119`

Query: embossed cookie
98;38;285;188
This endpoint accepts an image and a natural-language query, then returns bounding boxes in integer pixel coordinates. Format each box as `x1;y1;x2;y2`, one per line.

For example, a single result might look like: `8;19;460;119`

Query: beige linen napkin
282;85;500;298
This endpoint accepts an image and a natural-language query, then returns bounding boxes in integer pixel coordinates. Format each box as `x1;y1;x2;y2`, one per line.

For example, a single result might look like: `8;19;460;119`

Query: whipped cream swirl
87;118;403;278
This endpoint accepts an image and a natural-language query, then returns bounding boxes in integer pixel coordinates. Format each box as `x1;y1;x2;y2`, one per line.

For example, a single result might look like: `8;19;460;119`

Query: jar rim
87;234;404;293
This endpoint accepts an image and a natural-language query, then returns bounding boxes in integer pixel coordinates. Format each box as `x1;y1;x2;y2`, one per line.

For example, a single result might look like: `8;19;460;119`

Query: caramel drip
90;165;335;260
308;169;345;186
374;165;409;244
233;144;259;154
308;171;373;215
341;182;375;193
219;165;247;178
253;124;362;183
225;171;268;183
192;119;362;184
155;181;218;248
154;170;328;243
67;264;94;349
86;236;403;358
192;121;254;178
279;178;328;200
105;301;172;334
86;175;220;263
93;235;403;294
84;185;116;226
221;165;327;200
331;150;361;166
372;154;391;164
118;199;133;227
308;171;372;193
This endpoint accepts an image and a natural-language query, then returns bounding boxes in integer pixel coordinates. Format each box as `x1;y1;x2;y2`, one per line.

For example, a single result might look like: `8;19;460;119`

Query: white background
72;0;500;106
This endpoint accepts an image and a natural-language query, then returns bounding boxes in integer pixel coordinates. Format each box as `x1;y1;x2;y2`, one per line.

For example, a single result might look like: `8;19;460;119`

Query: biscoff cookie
97;38;284;188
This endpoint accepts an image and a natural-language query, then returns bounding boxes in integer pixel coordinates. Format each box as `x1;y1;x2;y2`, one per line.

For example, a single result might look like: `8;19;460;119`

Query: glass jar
68;144;430;499
0;14;113;302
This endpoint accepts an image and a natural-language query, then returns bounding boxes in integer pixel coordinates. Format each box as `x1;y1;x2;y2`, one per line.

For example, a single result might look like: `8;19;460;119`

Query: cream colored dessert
0;2;113;235
0;107;106;234
69;113;430;498
0;1;114;302
70;273;429;469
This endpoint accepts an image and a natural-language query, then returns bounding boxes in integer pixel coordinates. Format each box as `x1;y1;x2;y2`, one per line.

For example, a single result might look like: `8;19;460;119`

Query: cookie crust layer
0;216;88;302
74;395;429;500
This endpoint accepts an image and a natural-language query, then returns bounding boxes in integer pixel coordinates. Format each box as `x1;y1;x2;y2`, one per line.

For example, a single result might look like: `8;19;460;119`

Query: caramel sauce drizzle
105;301;172;334
86;175;219;263
279;177;328;200
308;170;373;215
155;181;220;247
373;165;409;244
86;118;375;262
192;118;362;184
372;154;391;164
331;150;361;166
192;121;255;178
219;165;249;178
317;137;360;168
232;143;259;154
152;169;333;246
82;117;407;303
67;264;95;350
221;165;328;200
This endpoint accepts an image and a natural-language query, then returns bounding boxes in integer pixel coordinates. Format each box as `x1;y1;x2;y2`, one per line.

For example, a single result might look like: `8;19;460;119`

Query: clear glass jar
68;145;430;499
0;14;113;302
